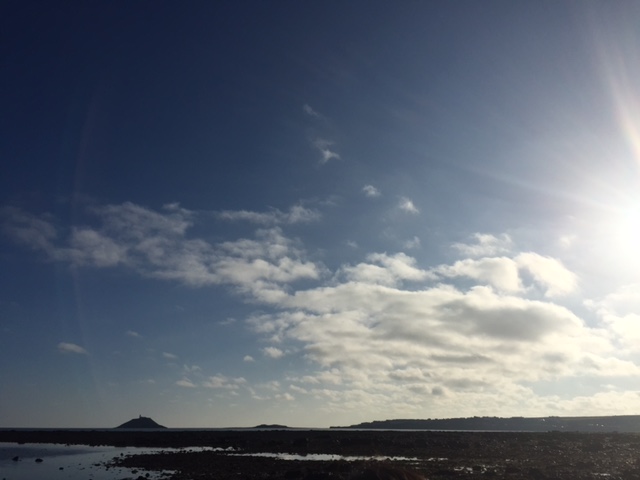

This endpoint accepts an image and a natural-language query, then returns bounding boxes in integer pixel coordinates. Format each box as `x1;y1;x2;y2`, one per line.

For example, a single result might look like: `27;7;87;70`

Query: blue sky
2;1;640;428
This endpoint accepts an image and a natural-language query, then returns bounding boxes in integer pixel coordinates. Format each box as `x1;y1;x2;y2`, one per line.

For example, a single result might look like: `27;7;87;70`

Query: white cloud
452;233;513;257
289;384;308;394
126;330;141;338
202;374;246;389
176;377;197;388
341;252;432;287
217;205;321;225
263;347;284;358
57;342;88;355
515;252;578;297
558;234;577;249
66;228;128;267
246;270;616;418
312;138;340;164
1;207;57;255
398;197;419;214
243;355;255;362
277;392;295;401
587;284;640;350
404;236;421;249
6;204;634;419
163;352;178;360
435;257;522;292
2;203;324;296
303;104;321;118
362;185;381;198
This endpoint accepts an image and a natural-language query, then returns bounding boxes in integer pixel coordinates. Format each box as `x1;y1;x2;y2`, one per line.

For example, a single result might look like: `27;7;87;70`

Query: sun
609;202;640;260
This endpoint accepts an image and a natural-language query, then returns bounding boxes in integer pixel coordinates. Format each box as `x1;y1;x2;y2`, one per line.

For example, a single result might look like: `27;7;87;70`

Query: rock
115;416;166;429
35;458;43;462
12;456;19;461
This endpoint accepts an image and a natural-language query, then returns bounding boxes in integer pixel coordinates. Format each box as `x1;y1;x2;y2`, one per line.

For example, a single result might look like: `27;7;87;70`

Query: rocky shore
2;429;640;479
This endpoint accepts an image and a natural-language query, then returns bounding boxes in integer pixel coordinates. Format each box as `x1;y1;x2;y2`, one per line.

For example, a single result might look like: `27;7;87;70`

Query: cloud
341;252;433;287
404;236;421;249
6;203;632;418
57;342;88;355
176;377;197;388
587;284;640;350
515;252;578;297
163;352;178;360
217;205;321;225
312;138;340;164
398;197;419;214
362;185;381;198
1;207;57;255
303;104;321;118
66;228;128;267
435;257;522;292
2;203;323;295
263;346;284;358
558;234;577;249
243;355;255;362
183;364;202;374
452;233;513;257
125;330;141;338
250;281;616;391
246;252;616;418
277;392;295;401
202;374;246;389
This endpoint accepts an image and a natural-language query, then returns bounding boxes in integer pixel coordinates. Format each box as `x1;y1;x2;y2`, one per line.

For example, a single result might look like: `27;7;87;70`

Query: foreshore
2;429;640;479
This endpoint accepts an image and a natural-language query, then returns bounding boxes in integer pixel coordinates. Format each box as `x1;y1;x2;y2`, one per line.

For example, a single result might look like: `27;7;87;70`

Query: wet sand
2;429;640;479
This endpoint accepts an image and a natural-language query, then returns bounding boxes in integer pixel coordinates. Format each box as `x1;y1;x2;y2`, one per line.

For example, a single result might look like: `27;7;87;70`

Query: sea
0;429;425;480
0;442;186;480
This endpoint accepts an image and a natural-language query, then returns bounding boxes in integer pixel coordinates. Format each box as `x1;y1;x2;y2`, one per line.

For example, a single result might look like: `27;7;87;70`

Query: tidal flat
2;429;640;479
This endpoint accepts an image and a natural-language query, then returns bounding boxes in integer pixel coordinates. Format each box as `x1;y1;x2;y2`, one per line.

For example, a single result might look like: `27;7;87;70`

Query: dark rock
116;416;166;429
12;456;19;461
35;458;43;462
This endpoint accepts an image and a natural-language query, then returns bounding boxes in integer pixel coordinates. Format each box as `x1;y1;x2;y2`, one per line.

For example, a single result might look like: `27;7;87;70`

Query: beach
2;429;640;479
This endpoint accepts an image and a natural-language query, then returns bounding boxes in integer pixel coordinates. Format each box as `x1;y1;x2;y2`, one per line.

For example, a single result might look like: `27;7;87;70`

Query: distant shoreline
5;414;640;434
332;414;640;433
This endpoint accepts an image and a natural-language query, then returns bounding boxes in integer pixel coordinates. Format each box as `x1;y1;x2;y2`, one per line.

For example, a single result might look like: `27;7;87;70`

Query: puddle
230;452;419;462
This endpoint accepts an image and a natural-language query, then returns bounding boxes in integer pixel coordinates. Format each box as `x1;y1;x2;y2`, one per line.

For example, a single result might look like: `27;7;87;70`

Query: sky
2;1;640;428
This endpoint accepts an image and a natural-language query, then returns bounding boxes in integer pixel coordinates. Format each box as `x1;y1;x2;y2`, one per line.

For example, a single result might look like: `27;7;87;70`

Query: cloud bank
5;201;639;420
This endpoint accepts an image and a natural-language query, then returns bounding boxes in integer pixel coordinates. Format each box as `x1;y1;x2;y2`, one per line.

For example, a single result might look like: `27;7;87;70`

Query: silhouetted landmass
333;415;640;432
254;424;289;429
115;416;166;429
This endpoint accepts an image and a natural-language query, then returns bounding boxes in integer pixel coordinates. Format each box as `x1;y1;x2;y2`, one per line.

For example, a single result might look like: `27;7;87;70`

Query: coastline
2;429;640;479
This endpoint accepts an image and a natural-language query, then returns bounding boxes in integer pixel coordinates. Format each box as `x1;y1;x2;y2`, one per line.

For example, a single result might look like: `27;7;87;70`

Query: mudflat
2;429;640;479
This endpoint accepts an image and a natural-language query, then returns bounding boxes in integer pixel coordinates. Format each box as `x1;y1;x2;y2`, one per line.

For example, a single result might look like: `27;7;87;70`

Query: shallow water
230;452;419;462
0;443;177;480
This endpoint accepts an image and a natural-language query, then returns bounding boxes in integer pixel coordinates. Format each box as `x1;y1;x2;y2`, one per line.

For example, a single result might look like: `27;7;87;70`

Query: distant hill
115;416;167;429
254;424;289;429
333;415;640;432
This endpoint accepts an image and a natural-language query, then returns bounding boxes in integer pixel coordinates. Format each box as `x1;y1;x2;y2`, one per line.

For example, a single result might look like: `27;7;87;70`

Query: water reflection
0;443;175;480
230;452;419;462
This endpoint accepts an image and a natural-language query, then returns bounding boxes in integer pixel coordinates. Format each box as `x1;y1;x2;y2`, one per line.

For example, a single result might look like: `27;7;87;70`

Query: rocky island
115;415;166;429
